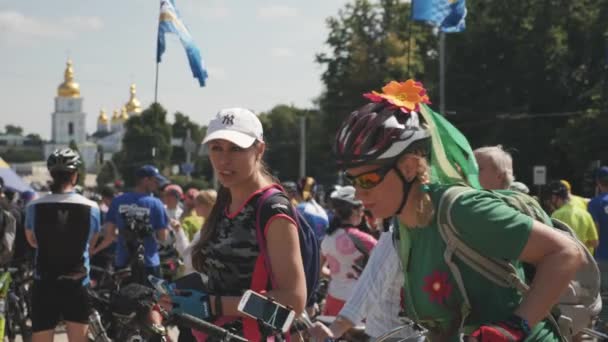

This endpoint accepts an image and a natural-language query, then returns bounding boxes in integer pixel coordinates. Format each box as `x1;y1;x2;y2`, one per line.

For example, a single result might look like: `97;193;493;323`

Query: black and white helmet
47;148;82;172
334;102;431;168
330;186;362;207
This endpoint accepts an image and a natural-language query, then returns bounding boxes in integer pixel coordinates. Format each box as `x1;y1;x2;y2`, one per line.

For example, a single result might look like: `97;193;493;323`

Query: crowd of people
2;79;608;342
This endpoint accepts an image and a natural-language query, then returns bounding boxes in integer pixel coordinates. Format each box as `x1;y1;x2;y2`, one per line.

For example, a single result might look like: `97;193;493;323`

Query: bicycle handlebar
171;312;248;342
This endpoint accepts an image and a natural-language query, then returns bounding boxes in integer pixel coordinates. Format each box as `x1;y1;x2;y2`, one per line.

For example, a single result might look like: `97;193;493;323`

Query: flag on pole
157;0;208;86
412;0;467;33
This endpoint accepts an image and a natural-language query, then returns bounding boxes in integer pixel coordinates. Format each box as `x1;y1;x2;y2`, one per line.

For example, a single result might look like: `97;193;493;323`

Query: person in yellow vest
560;179;590;211
542;181;598;254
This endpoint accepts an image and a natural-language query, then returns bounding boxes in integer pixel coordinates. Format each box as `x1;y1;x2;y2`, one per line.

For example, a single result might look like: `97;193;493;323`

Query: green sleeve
449;190;533;260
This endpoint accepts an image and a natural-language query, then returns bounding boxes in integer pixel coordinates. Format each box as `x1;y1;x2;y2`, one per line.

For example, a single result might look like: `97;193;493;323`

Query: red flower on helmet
363;79;431;113
423;270;452;304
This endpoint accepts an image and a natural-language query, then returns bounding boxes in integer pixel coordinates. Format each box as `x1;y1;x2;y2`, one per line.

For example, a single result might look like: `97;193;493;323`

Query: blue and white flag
412;0;467;33
157;0;208;87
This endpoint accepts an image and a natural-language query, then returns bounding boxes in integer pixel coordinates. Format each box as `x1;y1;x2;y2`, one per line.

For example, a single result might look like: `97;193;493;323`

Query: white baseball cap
202;108;264;148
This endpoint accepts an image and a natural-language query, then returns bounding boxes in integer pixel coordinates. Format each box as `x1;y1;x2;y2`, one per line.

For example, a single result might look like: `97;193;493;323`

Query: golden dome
120;106;129;120
57;59;81;98
125;84;142;114
111;109;121;123
98;109;109;123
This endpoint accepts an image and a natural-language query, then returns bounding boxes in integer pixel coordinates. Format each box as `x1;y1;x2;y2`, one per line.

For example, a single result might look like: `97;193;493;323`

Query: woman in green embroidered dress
332;80;586;342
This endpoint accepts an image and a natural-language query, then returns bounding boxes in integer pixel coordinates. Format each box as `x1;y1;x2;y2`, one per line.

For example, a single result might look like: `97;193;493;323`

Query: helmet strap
393;166;416;216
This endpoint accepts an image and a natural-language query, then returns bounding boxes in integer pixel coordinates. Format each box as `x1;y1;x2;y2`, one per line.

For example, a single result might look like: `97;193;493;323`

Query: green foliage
314;0;608;190
116;103;172;187
96;161;118;188
0;148;43;163
258;105;303;181
25;134;43;145
68;140;86;186
168;175;209;191
317;0;435;137
4;125;23;136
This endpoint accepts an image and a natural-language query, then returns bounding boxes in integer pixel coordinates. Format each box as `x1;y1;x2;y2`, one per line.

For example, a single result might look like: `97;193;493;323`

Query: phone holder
257;296;294;339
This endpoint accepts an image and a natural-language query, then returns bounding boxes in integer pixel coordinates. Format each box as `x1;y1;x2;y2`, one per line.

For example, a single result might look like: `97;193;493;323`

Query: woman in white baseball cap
172;108;307;341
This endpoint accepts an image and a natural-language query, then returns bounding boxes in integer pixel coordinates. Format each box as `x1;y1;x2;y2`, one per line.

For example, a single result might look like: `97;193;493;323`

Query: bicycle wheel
7;292;31;342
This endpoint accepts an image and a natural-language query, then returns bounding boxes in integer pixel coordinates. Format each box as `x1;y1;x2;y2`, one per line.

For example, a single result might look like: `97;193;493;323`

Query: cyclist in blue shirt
25;148;101;342
92;165;169;280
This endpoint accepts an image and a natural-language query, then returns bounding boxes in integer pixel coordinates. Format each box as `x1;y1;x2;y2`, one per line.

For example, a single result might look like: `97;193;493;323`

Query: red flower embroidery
423;271;452;304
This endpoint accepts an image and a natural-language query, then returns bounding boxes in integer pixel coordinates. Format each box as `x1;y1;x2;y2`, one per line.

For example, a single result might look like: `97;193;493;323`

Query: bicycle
0;267;33;342
372;320;428;342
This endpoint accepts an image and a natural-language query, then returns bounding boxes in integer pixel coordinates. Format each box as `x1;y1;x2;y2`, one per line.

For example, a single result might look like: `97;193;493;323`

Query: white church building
44;59;143;172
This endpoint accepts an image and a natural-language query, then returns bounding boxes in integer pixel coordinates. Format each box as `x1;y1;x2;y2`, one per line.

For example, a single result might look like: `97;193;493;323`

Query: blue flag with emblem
157;0;208;87
412;0;467;33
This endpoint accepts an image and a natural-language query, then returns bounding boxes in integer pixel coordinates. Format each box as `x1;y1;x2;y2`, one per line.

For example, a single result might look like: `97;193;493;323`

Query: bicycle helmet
334;102;431;169
330;186;362;207
47;148;82;172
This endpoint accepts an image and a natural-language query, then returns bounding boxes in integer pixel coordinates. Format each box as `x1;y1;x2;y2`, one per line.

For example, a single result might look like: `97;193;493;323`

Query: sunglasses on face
344;163;394;189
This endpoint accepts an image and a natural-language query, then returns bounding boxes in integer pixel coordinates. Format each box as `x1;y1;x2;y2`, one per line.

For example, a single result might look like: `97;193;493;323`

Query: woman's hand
170;219;181;231
158;294;173;313
308;322;334;341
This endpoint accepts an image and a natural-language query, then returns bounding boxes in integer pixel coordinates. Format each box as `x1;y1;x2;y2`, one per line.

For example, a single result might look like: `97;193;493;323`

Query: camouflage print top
197;185;296;296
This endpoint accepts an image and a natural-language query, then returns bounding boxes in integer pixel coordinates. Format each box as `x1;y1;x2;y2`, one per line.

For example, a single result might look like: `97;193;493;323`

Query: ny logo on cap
222;114;235;126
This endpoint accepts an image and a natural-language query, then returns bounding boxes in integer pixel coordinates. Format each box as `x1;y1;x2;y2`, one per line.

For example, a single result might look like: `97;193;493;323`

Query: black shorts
31;278;91;332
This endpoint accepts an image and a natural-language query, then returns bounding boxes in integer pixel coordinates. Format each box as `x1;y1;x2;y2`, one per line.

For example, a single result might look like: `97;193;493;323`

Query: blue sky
0;0;349;139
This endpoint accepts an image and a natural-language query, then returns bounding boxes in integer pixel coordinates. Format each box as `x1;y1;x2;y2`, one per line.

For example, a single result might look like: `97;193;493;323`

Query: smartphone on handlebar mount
237;290;295;334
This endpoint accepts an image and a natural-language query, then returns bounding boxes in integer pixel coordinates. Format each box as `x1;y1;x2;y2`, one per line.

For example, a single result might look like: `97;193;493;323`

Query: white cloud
270;47;294;58
62;16;104;31
257;5;299;19
207;66;227;81
0;11;103;45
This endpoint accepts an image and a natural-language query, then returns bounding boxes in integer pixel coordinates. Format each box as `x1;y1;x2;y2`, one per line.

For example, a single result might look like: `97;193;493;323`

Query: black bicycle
0;266;33;342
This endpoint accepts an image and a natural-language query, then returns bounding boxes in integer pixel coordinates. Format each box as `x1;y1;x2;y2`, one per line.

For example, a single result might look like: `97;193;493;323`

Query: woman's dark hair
191;142;278;272
326;199;361;235
49;170;77;194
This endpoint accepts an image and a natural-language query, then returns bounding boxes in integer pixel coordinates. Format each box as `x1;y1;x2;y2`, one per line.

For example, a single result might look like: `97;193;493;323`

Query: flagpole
439;31;446;116
154;2;161;104
406;4;414;76
154;62;160;104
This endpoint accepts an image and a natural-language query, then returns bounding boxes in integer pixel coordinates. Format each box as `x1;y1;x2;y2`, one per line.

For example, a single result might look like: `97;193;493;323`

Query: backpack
245;185;320;339
436;185;601;341
0;209;16;265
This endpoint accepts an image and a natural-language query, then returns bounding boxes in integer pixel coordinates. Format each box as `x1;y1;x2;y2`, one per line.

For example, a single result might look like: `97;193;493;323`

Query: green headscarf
418;104;481;189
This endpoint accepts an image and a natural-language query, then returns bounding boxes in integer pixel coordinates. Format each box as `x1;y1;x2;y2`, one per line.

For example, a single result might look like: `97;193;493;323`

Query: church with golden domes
44;59;144;172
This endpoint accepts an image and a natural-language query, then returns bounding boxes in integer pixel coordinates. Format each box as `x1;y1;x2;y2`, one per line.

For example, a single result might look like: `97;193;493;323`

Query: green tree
316;0;608;189
317;0;436;138
115;103;172;187
69;140;86;186
25;133;43;145
4;125;23;136
0;148;43;163
258;105;304;181
96;161;119;188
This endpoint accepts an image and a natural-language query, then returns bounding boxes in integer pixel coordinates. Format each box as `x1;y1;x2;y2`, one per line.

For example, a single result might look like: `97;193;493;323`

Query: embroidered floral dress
398;184;560;341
